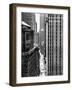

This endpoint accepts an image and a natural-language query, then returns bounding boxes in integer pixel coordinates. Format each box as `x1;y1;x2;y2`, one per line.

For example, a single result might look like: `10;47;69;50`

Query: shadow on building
21;12;40;77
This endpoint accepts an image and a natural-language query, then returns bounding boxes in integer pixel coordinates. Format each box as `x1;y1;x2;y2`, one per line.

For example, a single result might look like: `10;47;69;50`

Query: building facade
39;13;63;76
21;13;40;77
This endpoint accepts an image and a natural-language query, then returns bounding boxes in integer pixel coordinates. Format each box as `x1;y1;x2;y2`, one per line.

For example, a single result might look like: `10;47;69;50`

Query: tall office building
45;14;63;75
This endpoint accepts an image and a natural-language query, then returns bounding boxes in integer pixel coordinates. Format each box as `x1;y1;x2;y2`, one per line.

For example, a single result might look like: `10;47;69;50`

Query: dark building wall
22;27;34;52
22;12;37;45
21;13;40;77
22;12;36;30
22;47;40;77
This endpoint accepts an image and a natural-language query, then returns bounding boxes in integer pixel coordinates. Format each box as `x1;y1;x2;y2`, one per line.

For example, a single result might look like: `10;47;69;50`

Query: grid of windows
47;14;63;75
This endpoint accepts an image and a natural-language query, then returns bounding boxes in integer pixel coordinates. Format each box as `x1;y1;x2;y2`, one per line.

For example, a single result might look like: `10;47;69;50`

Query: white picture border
16;7;68;83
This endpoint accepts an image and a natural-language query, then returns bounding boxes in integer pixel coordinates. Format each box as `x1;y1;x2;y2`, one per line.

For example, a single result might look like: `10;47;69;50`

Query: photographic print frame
9;3;70;86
